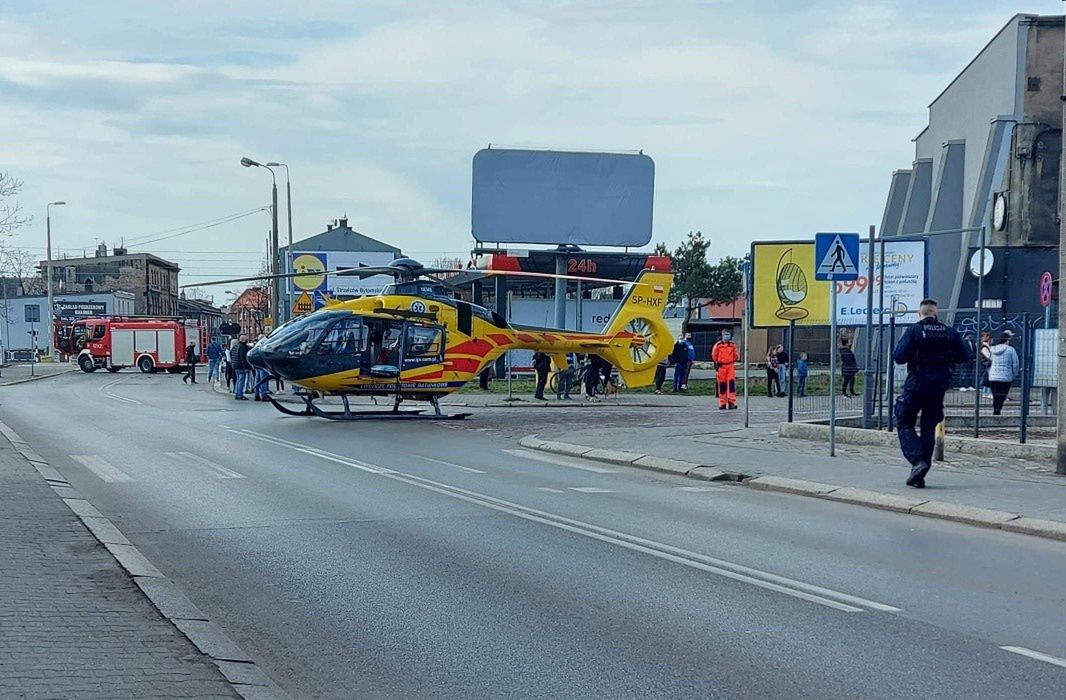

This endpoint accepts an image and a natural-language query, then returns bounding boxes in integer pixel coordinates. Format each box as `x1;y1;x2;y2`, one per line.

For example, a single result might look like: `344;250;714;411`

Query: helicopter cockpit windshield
258;310;347;357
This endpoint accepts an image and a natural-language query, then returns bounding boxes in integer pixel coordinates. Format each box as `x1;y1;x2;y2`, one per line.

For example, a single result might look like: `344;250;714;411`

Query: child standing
796;352;809;397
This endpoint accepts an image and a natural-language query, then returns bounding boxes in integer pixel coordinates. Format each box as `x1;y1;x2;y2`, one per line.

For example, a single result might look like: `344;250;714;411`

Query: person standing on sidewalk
765;347;781;397
840;338;858;397
671;337;689;392
711;330;739;410
532;351;550;401
683;333;696;388
181;341;198;384
205;337;223;384
893;299;970;488
796;352;809;397
555;353;575;400
987;331;1019;416
776;344;790;397
233;334;251;400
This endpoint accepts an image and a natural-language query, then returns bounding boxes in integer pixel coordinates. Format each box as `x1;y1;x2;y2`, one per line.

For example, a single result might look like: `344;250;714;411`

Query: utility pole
45;201;66;360
1057;18;1066;474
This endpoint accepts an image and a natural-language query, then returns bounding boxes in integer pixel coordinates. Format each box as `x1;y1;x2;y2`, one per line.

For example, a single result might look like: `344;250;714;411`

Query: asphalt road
4;372;1066;698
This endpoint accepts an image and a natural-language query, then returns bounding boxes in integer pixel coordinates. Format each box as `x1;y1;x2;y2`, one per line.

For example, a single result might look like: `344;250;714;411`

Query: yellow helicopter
191;258;674;420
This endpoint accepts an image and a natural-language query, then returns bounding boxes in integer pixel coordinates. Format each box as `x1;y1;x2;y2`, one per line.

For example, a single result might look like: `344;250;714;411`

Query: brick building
39;245;180;316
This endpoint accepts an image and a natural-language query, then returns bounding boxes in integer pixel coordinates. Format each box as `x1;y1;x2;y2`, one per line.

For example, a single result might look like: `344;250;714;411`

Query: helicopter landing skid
267;393;472;421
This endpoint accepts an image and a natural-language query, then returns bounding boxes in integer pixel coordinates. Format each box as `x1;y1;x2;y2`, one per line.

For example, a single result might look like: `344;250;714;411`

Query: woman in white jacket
987;331;1019;415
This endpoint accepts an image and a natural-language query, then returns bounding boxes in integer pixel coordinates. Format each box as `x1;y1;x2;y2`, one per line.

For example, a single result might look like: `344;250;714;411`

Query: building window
24;304;41;323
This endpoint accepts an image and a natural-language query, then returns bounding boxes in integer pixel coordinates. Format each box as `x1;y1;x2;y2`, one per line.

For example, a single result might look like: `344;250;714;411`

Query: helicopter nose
247;345;267;371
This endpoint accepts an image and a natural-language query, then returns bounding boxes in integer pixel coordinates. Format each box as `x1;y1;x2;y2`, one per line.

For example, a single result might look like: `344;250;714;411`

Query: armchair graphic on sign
775;248;810;321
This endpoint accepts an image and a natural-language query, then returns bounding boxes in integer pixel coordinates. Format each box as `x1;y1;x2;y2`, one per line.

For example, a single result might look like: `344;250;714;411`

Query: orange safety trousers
716;364;737;407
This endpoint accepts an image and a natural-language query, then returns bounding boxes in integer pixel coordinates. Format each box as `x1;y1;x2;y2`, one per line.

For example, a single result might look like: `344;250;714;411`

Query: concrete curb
0;418;290;700
778;420;1055;462
520;433;1066;544
519;434;744;482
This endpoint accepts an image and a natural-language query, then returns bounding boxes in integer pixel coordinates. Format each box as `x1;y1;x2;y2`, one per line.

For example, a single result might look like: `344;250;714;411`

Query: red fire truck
58;317;202;373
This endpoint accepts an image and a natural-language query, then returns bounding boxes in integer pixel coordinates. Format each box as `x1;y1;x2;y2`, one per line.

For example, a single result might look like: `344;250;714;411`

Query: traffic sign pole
815;231;859;459
830;282;838;457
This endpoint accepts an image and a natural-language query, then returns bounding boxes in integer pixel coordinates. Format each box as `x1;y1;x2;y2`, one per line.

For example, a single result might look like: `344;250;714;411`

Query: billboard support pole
743;261;751;429
863;225;876;428
554;249;567;329
829;282;838;457
576;280;583;331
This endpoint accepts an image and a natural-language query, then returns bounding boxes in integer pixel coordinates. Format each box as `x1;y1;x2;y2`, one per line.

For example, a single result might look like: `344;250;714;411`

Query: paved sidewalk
0;431;238;697
531;423;1066;525
0;361;75;386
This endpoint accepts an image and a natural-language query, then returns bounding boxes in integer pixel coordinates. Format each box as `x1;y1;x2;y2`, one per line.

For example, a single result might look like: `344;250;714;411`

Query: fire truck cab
67;317;200;374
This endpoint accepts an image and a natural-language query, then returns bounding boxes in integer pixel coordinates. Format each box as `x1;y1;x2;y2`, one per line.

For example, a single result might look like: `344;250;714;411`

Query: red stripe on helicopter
445;357;483;374
515;333;538;343
488;333;513;346
449;339;492;357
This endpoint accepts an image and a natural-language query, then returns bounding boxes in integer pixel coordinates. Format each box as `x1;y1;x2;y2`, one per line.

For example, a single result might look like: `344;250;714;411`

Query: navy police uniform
892;315;970;486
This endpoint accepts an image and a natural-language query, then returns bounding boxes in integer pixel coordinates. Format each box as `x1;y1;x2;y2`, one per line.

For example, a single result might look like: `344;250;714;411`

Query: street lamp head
266;161;281;167
50;201;66;206
240;157;259;168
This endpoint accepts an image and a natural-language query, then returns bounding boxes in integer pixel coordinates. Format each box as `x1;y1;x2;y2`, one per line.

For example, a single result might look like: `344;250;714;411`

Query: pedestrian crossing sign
814;232;860;281
293;291;314;315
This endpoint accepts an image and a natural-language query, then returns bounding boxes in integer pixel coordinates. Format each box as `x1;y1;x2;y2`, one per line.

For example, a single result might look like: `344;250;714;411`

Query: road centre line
413;455;486;474
70;455;134;483
232;429;897;614
164;452;245;479
501;448;621;474
569;487;614;493
1000;646;1066;669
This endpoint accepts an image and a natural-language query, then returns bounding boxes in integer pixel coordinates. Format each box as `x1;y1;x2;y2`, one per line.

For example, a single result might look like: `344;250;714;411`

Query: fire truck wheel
78;355;96;373
137;356;156;373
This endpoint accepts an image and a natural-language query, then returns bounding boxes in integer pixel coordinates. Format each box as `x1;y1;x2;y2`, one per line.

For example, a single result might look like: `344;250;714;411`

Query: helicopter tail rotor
597;270;675;388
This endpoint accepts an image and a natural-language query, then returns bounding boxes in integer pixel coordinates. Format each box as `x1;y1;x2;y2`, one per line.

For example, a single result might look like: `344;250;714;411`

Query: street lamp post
240;157;279;330
266;162;293;323
45;201;66;360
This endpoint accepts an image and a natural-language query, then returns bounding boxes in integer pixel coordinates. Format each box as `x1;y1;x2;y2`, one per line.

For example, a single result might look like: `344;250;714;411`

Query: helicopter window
317;319;366;356
404;325;443;360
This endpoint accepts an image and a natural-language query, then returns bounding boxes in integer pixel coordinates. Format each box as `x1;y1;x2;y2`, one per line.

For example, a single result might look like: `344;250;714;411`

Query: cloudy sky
1;0;1061;293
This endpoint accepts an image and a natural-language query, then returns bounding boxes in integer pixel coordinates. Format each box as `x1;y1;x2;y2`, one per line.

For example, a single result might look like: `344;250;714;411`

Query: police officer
892;298;970;488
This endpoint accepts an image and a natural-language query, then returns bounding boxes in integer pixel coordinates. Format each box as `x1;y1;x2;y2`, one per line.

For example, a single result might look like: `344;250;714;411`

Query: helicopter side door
401;323;445;372
313;318;366;376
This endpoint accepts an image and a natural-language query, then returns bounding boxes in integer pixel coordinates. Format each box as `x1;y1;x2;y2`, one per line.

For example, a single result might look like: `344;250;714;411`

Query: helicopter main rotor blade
479;269;650;287
179;266;392;289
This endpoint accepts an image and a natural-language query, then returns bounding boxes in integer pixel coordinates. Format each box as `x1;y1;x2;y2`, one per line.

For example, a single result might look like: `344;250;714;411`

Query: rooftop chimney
338;217;348;229
95;242;107;257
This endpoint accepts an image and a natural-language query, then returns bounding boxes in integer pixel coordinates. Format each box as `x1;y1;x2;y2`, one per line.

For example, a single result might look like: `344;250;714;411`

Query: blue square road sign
814;232;860;282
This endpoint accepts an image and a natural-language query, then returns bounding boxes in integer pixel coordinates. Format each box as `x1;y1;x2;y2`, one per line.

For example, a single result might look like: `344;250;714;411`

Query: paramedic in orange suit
711;330;739;410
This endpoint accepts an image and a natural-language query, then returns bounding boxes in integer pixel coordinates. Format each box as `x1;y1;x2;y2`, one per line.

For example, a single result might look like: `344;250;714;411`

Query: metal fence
777;312;1056;444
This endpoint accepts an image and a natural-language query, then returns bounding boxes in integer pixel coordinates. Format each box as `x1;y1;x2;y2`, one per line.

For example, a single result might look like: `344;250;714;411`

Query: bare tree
0;172;31;237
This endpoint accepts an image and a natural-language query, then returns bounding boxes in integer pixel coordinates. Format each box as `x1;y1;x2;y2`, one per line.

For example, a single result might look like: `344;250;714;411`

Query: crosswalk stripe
569;487;614;494
70;455;134;483
164;452;245;479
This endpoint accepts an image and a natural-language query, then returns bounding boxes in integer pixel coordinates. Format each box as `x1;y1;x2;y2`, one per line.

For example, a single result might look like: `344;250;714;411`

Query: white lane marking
501;448;620;474
1000;646;1066;669
676;485;726;492
536;487;565;493
233;429;894;614
164;452;245;479
569;487;614;494
99;378;143;405
413;455;486;474
70;455;134;483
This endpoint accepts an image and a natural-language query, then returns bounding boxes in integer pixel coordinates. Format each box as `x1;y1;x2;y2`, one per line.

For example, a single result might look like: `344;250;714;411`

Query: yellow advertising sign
750;242;830;327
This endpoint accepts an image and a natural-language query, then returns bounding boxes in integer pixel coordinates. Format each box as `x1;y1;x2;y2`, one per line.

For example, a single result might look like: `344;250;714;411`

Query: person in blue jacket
892;299;971;488
683;333;696;388
205;337;224;384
